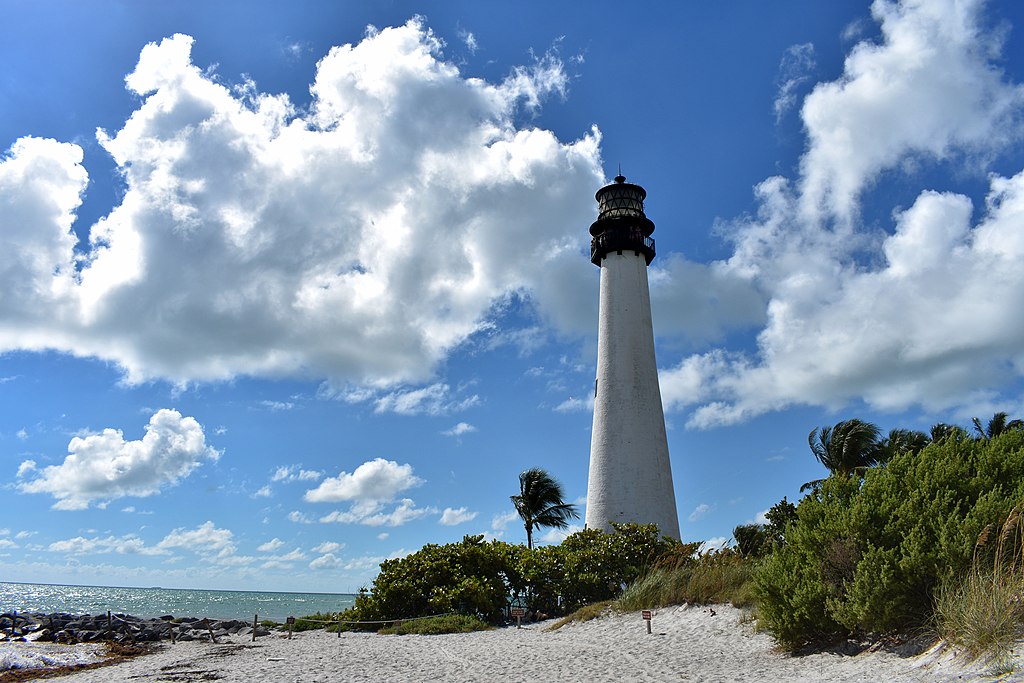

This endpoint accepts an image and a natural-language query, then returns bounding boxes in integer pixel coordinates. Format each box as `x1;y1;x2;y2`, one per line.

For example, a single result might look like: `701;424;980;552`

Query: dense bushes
755;430;1024;649
339;523;678;628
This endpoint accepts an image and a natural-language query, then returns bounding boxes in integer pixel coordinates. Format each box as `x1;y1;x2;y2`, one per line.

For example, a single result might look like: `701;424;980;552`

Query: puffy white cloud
800;0;1024;224
287;511;313;524
257;538;284;552
260;548;307;568
0;137;85;325
319;499;436;527
439;506;478;526
663;0;1024;427
156;521;236;558
305;458;423;503
18;409;219;509
0;20;602;389
491;510;519;532
309;553;341;570
311;541;344;554
441;422;477;437
48;534;165;556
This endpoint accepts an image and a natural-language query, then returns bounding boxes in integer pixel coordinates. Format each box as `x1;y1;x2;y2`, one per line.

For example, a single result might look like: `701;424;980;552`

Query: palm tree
972;412;1024;440
801;418;881;492
878;428;929;463
930;422;965;444
510;468;579;549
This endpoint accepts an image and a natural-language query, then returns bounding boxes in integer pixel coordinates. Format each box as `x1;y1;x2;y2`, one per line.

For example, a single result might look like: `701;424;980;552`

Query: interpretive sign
511;607;526;629
286;617;296;625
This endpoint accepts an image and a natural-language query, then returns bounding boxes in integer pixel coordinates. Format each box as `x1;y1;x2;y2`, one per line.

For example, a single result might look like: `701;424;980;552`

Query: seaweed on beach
0;642;152;683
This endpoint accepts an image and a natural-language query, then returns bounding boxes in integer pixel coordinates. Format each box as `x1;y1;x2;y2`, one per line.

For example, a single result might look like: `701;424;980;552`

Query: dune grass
616;551;756;612
933;506;1024;669
377;614;491;635
546;600;615;630
933;569;1023;667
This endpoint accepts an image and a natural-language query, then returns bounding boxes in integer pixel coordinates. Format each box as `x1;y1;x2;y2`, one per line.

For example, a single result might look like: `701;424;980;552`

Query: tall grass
616;550;756;612
933;503;1024;667
377;614;491;635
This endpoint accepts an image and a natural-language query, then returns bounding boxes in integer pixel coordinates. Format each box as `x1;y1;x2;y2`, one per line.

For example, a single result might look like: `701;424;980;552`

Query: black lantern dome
589;175;656;266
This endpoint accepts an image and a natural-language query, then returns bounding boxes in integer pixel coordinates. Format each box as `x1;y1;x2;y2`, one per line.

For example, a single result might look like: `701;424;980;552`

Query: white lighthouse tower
585;174;680;540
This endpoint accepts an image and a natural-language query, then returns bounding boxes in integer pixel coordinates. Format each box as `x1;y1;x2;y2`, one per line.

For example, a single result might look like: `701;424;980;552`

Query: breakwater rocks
0;612;273;644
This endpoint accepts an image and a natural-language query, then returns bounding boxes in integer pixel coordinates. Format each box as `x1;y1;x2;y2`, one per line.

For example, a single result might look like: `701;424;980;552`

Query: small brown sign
286;616;296;625
641;610;652;620
510;608;526;617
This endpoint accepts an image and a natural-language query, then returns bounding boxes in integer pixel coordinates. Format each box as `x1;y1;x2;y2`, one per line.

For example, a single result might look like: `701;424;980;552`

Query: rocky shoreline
0;611;272;645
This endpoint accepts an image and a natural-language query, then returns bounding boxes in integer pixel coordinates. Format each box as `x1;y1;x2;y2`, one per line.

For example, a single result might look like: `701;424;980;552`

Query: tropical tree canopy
510;468;579;549
971;411;1024;440
801;418;882;492
878;428;929;463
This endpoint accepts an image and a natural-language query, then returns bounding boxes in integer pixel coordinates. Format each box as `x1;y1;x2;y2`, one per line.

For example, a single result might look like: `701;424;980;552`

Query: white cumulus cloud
439;507;478;526
304;458;423;503
661;0;1024;427
0;20;602;392
442;422;477;437
257;538;284;552
18;409;219;509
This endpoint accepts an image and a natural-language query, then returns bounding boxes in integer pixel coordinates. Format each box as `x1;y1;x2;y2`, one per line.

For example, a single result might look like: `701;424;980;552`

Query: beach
10;604;1020;683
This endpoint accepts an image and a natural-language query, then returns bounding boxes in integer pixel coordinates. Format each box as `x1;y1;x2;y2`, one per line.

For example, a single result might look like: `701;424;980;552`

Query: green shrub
340;523;680;627
755;431;1024;650
341;534;523;627
378;614;491;635
733;524;769;557
292;612;340;632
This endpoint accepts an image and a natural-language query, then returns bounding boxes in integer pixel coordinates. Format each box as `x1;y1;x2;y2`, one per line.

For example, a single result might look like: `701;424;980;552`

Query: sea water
0;582;356;623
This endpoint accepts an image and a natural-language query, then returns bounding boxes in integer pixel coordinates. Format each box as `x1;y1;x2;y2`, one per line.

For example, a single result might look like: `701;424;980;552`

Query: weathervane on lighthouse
585;173;681;540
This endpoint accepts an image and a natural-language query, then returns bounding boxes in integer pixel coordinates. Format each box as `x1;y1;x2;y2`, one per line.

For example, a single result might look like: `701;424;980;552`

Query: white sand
25;605;1024;682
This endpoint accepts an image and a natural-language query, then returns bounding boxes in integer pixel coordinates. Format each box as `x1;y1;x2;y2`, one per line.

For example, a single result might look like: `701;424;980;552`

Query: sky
2;0;1024;593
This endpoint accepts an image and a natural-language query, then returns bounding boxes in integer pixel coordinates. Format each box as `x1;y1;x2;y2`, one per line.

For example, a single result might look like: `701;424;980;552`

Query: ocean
0;582;356;623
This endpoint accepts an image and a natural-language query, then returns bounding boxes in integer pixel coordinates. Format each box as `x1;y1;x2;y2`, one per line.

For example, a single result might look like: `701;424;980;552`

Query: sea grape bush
340;523;679;627
755;430;1024;649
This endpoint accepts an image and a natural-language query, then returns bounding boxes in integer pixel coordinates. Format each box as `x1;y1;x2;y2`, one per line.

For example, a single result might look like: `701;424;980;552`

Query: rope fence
288;611;456;638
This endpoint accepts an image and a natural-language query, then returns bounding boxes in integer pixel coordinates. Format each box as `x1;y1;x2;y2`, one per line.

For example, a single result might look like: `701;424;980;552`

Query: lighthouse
585;175;680;540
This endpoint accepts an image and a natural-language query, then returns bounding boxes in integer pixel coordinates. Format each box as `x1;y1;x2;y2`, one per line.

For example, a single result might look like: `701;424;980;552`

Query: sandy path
44;605;1021;683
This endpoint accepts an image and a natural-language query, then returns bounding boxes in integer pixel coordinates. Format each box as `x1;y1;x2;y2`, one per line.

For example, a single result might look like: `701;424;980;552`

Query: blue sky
3;0;1024;593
